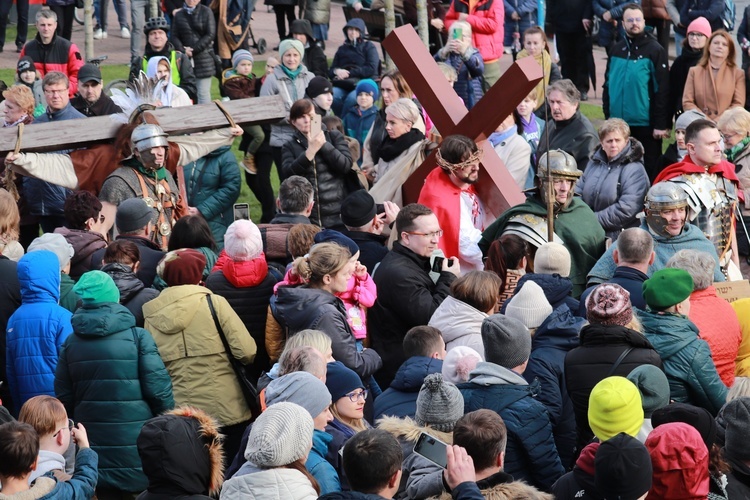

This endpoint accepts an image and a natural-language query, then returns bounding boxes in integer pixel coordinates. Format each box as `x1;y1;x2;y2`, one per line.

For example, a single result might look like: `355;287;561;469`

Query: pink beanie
687;17;711;39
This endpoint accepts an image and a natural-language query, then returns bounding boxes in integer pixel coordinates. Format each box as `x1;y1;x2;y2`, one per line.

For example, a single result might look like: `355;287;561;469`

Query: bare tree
83;0;94;61
384;0;395;69
415;0;428;47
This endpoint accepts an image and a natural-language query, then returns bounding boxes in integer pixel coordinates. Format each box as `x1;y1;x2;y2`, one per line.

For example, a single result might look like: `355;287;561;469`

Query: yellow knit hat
588;376;644;442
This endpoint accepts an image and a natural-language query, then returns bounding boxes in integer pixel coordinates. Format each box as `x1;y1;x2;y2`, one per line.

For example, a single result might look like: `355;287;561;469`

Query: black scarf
377;129;425;163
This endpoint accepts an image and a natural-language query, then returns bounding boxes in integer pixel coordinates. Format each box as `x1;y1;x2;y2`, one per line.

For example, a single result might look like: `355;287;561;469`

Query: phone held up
431;256;455;273
233;203;250;221
414;432;448;469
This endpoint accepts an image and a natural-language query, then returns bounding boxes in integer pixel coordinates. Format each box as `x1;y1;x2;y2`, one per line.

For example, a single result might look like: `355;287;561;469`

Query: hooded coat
52;226;107;280
576;138;650;240
221;463;318;499
564;322;663;451
142;285;257;426
101;262;159;328
646;422;710;499
55;301;174;492
290;20;328;77
330;19;380;81
170;3;218;79
640;310;728;415
374;356;444;420
459;362;565;491
429;296;488;359
6;251;73;413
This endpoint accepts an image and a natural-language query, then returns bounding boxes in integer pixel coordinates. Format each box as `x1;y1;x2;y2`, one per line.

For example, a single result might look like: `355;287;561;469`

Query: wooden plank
0;95;287;154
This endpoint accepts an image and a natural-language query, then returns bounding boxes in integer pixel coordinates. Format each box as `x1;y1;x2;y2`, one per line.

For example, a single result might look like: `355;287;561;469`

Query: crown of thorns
435;147;483;172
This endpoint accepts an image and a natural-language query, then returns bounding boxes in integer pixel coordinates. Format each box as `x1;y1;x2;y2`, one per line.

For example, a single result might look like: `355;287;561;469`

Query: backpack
723;0;736;31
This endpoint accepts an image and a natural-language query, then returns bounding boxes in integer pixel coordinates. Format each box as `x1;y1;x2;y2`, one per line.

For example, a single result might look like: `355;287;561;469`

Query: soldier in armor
588;182;725;285
654;119;742;277
480;150;607;297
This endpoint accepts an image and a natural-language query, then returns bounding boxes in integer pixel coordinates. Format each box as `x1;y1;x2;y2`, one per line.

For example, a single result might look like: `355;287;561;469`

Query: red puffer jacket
445;0;504;63
20;33;83;97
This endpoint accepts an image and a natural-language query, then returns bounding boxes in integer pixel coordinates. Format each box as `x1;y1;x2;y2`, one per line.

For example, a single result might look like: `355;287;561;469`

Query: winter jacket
330;19;380;81
19;33;84;97
143;285;257;426
429;296;488;359
344;105;379;160
501;273;581;317
459;362;565;491
576;138;650;239
524;305;584;471
55;301;174;492
260;64;315;147
290;20;329;77
733;298;750;377
550;442;601;500
70;93;122;117
91;235;165;288
220;467;318;500
726;456;750;499
307;429;341;495
281;127;353;228
341;229;388;272
35;447;99;500
433;47;484;109
53;226;107;280
502;0;536;46
536;111;598;176
171;4;218;79
603;31;670;130
640;310;728;415
579;265;649;316
101;263;159;328
679;0;723;30
588;220;725;284
304;0;331;25
647;422;710;499
6;251;73;414
564;322;663;451
58;272;78;314
0;255;21;409
427;471;553;500
369;241;456;388
445;0;505;63
481;195;607;298
683;62;745;121
183;145;241;249
273;285;382;378
206;254;277;378
374;356;443;420
221;69;261;99
546;0;593;33
687;287;741;387
130;43;197;101
669;45;702;120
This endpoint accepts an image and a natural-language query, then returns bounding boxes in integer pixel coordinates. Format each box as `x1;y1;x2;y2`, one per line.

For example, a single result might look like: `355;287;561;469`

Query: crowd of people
3;0;750;498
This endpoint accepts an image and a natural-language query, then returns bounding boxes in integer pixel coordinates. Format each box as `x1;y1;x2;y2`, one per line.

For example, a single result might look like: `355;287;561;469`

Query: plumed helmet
537;150;582;180
645;182;689;237
144;16;170;35
131;123;168;153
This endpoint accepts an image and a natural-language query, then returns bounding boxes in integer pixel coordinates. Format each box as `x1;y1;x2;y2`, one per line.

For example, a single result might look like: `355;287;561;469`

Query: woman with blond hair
2;85;35;128
0;188;22;261
683;30;745;121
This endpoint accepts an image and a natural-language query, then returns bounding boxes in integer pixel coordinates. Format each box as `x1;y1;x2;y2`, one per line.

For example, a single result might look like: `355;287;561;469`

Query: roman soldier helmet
131;123;169;153
537;150;581;208
644;182;689;236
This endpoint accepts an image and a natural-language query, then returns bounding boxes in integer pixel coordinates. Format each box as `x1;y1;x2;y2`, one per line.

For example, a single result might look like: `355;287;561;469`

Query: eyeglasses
624;17;643;23
722;131;741;141
43;88;68;96
688;32;707;39
345;389;368;402
406;229;444;238
53;419;74;437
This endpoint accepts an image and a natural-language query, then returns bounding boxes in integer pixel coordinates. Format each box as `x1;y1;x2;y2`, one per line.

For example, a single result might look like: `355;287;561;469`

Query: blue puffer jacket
374;356;443;421
329;19;380;80
433;48;484;110
501;273;581;317
460;362;565;491
6;251;73;414
343;104;379;163
524;305;584;471
183;145;241;250
55;302;174;492
640;310;728;416
307;429;341;495
576;138;650;240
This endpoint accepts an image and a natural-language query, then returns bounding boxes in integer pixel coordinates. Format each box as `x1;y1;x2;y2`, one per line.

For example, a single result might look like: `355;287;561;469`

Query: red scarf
654;156;744;202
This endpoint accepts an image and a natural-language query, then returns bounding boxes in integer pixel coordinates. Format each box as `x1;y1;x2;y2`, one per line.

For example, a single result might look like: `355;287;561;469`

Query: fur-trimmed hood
376;415;453;445
137;406;225;497
429;472;553;500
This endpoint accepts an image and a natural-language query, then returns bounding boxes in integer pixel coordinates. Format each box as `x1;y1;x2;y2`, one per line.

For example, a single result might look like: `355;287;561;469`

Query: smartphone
453;27;462;39
311;113;322;137
431;256;444;273
376;203;385;215
233;203;250;221
414;432;448;469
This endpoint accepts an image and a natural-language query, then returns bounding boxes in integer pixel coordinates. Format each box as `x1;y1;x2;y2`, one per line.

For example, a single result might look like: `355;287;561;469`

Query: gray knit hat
723;397;750;461
415;373;464;432
245;402;313;467
265;371;332;419
27;233;74;270
505;281;553;330
481;314;531;369
626;365;670;418
675;109;707;131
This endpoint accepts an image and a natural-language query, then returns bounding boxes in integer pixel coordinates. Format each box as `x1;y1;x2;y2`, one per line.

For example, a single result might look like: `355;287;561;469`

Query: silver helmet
537;150;581;209
131;124;169;153
644;182;689;237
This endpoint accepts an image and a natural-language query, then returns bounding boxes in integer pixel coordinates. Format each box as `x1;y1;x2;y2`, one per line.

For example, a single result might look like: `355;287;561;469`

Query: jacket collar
392;241;431;271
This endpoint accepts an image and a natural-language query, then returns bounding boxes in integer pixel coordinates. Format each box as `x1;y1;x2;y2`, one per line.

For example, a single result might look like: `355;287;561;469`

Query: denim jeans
195;77;213;104
332;86;356;116
130;0;149;59
96;0;129;31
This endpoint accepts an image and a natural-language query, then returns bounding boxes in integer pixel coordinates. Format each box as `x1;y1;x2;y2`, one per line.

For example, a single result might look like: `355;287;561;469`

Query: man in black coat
71;63;123;117
340;190;399;273
368;204;459;388
546;0;593;99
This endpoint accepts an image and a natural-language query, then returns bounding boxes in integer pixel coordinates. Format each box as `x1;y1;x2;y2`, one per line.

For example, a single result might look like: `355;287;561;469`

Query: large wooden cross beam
0;95;287;154
382;25;543;217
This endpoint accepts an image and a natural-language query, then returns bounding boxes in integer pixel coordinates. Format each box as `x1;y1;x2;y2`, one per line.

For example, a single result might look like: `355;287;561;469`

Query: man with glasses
603;3;670;180
369;204;460;388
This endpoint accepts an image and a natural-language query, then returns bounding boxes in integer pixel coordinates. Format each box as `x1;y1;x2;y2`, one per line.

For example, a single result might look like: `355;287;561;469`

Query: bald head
615;228;654;265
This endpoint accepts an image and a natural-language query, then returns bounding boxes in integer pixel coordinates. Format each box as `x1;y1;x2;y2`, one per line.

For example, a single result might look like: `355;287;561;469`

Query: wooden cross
382;25;543;217
0;95;287;154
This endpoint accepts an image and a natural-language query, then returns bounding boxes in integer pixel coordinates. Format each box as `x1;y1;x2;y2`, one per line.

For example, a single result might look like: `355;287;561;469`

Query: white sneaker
93;28;103;39
121;26;130;39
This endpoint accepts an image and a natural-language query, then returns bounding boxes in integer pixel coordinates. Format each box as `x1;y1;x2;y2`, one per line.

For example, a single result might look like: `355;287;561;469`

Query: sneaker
93;29;108;39
121;26;130;39
242;153;257;175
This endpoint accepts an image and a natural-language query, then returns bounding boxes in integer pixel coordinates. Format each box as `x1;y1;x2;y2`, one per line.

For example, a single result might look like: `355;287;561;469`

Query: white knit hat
534;242;571;277
505;281;553;330
442;346;483;384
244;402;313;467
224;220;263;261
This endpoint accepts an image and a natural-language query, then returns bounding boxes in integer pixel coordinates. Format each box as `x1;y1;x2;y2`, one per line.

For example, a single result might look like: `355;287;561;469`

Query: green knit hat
74;270;120;304
642;268;693;311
